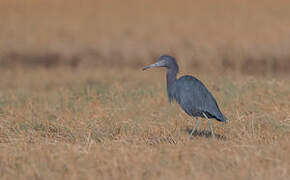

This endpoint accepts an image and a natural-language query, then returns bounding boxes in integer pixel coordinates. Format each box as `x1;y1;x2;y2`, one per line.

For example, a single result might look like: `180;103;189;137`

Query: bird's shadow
185;128;226;140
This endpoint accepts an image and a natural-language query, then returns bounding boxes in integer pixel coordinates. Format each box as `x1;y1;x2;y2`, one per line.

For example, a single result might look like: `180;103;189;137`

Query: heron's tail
212;110;227;123
217;113;227;123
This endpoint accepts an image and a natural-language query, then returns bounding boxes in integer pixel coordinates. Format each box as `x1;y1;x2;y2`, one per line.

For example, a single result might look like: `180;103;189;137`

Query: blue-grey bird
143;55;226;137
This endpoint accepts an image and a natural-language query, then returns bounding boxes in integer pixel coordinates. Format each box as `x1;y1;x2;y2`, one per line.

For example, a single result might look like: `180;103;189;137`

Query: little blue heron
143;55;226;137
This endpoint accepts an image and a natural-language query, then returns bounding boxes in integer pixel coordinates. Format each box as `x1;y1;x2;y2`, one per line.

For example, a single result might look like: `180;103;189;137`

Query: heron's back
168;75;226;122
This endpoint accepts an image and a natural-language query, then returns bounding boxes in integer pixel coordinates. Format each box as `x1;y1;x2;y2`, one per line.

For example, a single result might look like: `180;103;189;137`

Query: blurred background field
0;0;290;180
1;0;290;74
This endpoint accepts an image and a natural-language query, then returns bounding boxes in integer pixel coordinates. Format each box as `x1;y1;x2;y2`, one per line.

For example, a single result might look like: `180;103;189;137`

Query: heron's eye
160;59;167;64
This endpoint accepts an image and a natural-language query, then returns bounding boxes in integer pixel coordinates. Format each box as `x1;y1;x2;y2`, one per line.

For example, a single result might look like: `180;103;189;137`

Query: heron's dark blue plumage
143;55;227;123
168;75;226;122
143;55;226;137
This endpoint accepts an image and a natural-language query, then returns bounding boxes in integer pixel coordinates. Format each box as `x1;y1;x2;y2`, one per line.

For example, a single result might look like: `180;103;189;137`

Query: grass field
0;0;290;179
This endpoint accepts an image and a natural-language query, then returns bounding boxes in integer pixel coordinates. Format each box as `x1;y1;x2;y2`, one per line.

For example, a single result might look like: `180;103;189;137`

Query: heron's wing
174;76;226;122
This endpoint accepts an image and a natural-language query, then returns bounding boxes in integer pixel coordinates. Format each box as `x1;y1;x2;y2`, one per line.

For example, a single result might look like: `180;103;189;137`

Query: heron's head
142;55;179;71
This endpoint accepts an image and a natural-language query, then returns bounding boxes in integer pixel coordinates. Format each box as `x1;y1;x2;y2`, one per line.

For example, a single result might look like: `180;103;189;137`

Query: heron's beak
142;61;163;71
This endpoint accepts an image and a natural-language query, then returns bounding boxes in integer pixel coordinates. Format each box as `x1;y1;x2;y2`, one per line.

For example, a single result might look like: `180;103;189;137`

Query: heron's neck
166;68;178;89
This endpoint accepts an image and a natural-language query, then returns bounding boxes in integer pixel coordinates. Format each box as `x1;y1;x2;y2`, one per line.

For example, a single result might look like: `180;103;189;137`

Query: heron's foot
202;113;215;139
190;118;200;138
211;131;216;138
189;129;197;137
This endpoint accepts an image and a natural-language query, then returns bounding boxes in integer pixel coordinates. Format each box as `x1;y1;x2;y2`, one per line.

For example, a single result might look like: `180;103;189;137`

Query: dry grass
0;0;290;179
0;68;289;180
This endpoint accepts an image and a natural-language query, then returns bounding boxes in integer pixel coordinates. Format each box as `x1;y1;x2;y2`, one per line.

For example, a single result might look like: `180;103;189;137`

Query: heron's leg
202;112;215;138
190;118;200;137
